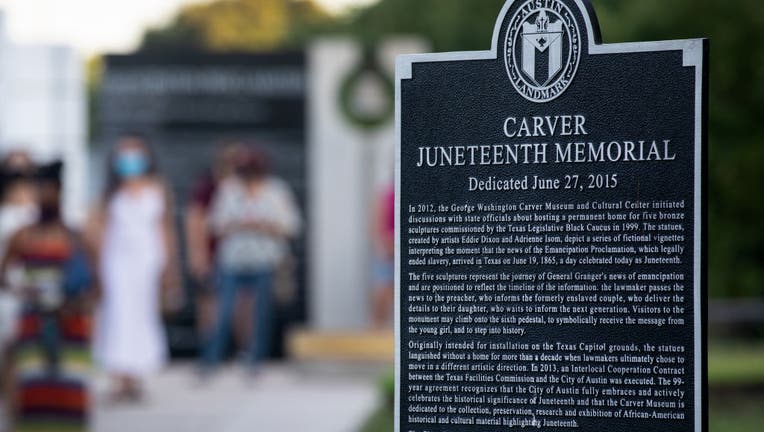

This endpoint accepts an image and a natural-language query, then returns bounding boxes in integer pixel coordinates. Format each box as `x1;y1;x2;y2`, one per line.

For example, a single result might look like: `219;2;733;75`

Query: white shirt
210;177;300;272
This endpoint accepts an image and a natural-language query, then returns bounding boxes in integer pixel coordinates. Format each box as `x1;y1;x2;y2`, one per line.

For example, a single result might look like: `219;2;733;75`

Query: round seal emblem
505;0;581;103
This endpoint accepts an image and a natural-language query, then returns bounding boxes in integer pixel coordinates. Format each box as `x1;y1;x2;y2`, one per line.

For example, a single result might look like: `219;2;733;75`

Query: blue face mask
114;152;148;179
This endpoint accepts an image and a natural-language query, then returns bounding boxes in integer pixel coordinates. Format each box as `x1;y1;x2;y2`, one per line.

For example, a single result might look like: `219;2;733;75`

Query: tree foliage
342;0;507;51
140;0;332;53
593;0;764;298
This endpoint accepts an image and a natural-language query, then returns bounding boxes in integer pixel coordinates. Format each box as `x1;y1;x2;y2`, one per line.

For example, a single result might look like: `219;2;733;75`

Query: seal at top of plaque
505;0;581;103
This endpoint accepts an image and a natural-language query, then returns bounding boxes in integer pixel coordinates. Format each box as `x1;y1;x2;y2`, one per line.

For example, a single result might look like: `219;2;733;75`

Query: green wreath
338;48;395;131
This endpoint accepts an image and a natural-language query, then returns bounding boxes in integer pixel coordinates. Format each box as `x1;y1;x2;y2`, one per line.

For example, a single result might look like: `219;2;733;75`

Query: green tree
140;0;333;53
343;0;506;51
593;0;764;298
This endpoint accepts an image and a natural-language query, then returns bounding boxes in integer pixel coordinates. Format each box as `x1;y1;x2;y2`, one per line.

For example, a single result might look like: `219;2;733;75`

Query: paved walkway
92;364;380;432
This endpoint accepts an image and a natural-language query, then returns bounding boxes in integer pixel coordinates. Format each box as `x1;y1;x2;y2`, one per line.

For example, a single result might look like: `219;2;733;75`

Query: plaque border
395;1;708;431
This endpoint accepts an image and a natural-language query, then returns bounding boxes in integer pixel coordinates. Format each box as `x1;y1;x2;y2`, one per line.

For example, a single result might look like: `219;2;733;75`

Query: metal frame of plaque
395;0;707;431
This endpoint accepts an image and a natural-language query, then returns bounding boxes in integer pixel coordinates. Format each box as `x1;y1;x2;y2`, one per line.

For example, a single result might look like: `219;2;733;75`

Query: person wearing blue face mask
114;150;149;179
85;133;181;403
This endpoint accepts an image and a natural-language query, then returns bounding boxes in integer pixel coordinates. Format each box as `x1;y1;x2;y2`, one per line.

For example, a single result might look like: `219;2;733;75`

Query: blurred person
202;149;300;373
0;161;95;432
371;183;395;328
0;152;39;283
86;134;180;402
0;153;39;344
0;152;38;252
0;152;39;430
185;143;245;355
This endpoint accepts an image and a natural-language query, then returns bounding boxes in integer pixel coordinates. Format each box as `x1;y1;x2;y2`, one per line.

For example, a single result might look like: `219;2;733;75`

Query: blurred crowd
0;134;301;431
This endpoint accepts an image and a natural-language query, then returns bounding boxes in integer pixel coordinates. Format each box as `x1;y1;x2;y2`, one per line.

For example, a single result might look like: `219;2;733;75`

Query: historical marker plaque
395;1;708;431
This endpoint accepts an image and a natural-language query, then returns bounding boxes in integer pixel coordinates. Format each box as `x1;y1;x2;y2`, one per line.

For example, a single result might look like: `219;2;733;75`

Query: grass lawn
358;405;393;432
710;401;764;432
709;342;764;386
708;342;764;431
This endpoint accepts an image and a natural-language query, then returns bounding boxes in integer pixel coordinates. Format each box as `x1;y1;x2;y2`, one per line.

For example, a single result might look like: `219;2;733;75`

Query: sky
0;0;377;57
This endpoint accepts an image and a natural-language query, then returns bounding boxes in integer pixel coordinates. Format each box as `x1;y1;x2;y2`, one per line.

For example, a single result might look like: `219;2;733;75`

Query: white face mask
0;202;39;229
0;203;39;261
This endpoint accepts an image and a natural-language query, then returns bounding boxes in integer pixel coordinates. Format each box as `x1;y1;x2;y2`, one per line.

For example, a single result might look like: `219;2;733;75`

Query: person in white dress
86;134;180;402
